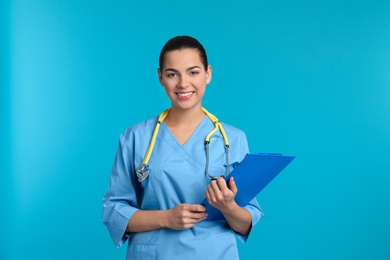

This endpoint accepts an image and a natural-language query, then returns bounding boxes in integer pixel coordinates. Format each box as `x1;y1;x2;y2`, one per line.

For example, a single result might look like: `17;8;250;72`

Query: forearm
220;203;252;235
126;204;208;233
126;210;168;233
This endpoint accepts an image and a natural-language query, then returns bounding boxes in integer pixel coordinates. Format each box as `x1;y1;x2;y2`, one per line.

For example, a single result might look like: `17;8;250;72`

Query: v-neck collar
160;116;210;147
157;116;213;168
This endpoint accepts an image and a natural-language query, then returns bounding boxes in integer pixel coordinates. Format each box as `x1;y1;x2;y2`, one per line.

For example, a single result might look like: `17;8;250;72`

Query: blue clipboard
201;152;295;220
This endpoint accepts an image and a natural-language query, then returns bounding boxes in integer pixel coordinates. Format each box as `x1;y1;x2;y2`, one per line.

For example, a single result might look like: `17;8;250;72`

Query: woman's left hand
205;176;252;235
205;177;238;212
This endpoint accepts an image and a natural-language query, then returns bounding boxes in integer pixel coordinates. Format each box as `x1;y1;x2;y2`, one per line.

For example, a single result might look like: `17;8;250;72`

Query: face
158;48;212;112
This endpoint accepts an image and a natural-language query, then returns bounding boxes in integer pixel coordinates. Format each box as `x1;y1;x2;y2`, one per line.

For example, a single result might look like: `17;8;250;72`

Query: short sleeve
102;134;139;247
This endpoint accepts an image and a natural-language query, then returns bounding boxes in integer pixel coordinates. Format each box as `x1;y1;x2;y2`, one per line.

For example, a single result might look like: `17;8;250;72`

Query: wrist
219;201;239;215
158;210;169;228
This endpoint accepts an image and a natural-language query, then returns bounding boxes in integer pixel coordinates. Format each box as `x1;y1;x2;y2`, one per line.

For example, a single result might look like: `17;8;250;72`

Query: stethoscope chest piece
136;164;149;182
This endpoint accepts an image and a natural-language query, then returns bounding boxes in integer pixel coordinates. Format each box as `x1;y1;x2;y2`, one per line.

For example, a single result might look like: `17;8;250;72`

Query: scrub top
102;115;263;259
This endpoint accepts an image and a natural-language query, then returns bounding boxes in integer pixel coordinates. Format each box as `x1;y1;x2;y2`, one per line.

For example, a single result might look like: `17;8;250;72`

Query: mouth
176;91;195;99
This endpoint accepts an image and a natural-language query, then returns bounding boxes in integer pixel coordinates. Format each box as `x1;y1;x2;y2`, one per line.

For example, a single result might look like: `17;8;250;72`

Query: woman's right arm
126;204;208;232
103;133;207;246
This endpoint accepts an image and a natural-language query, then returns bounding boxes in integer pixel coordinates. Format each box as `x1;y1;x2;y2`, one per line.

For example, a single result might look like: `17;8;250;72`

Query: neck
165;106;205;127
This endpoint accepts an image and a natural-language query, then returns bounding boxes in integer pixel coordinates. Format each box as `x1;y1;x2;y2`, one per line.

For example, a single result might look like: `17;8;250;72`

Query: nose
177;75;189;88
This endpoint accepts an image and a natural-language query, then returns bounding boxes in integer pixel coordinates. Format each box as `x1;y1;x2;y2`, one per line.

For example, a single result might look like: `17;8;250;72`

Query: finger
210;180;226;202
209;181;220;197
188;208;208;222
175;210;206;224
191;211;208;220
185;203;207;212
214;177;235;201
210;179;222;190
206;188;218;205
192;205;207;212
206;184;220;198
216;177;228;191
205;189;210;201
228;177;238;195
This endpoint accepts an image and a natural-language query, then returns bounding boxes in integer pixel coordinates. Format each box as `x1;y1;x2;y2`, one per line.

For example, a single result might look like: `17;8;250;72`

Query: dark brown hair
159;36;208;70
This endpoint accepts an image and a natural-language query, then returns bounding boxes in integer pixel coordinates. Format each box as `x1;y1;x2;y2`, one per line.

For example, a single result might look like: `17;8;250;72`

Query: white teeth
177;92;192;97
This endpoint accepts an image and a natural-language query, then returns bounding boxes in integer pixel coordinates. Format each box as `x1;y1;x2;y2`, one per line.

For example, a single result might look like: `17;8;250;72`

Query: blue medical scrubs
102;115;263;259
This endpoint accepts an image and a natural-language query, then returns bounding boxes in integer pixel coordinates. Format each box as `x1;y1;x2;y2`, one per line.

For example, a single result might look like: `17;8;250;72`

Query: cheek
200;78;209;88
163;86;173;95
161;79;175;89
162;84;176;99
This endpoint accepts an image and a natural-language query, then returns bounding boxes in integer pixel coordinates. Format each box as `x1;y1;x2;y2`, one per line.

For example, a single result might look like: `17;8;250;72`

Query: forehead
162;48;203;69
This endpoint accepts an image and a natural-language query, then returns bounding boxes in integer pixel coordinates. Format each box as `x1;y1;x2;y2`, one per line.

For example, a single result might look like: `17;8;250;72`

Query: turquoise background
1;0;390;259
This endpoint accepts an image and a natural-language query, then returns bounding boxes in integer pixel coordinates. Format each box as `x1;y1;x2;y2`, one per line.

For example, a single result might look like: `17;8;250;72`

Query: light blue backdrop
1;0;389;259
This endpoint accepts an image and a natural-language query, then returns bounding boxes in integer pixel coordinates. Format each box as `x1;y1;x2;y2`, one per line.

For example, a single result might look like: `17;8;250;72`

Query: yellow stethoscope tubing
136;107;230;182
202;108;230;180
141;109;169;166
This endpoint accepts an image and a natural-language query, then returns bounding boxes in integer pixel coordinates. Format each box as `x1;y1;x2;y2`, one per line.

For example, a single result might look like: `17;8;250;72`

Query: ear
157;68;163;85
206;65;212;84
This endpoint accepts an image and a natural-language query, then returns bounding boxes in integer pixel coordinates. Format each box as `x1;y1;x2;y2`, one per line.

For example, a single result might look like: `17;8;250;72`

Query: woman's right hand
164;204;208;230
126;204;207;233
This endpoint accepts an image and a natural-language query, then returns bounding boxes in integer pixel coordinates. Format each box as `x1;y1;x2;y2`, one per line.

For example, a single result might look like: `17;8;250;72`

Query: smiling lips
176;91;195;100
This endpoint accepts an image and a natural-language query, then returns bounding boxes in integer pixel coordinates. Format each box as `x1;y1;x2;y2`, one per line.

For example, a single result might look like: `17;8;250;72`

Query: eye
166;73;177;78
189;70;199;76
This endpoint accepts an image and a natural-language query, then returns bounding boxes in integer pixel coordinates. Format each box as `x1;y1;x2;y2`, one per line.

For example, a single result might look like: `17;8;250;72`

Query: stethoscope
136;107;230;182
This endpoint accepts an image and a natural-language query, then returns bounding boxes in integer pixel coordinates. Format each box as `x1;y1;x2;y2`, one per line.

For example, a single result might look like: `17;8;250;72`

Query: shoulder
219;121;249;159
220;122;247;139
120;116;158;142
220;121;248;147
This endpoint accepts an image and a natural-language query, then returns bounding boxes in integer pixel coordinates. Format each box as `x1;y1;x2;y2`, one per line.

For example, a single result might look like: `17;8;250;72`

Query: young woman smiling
103;35;263;259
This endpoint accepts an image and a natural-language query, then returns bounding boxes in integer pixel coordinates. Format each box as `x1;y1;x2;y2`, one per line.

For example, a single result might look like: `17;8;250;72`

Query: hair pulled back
159;36;208;70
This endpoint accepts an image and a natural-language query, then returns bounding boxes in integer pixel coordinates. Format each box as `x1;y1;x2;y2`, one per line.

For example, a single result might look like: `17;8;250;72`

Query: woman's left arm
205;176;252;235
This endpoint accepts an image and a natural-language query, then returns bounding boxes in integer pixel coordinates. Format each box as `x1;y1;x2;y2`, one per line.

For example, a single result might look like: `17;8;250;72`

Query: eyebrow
164;66;202;73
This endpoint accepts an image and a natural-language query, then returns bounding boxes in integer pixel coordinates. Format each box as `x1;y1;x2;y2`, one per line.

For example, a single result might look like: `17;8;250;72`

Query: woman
103;35;263;259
